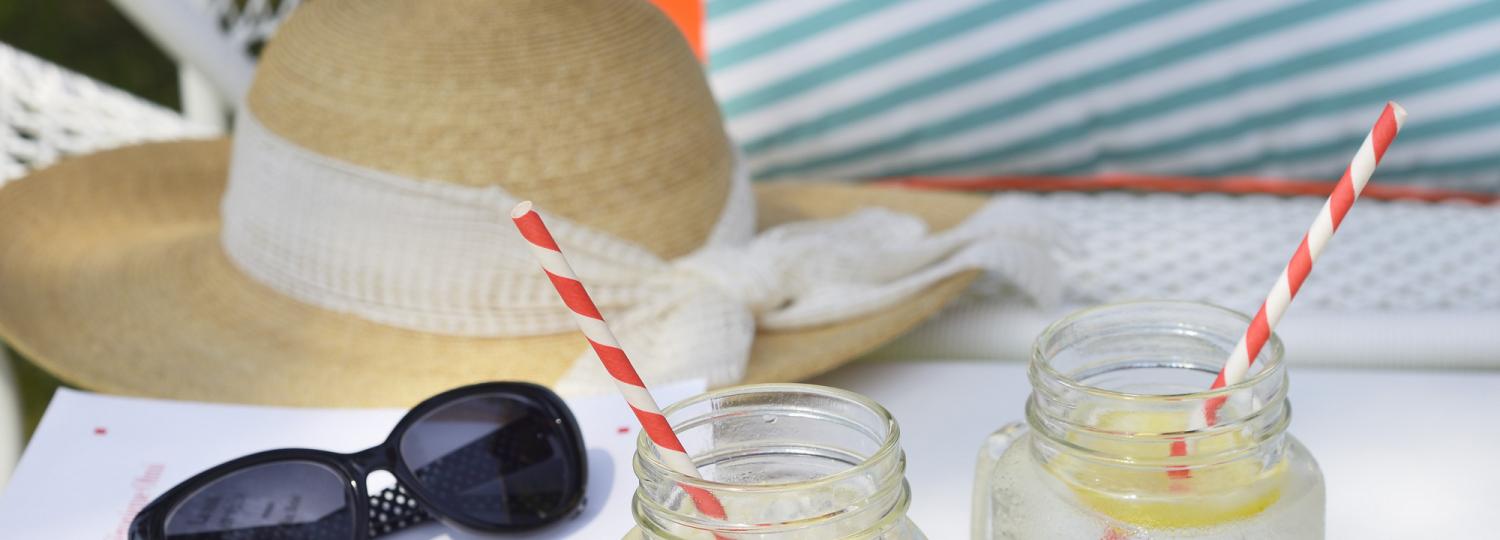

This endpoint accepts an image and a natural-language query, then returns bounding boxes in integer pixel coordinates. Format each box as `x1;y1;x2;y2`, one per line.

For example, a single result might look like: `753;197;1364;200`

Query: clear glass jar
627;383;925;539
973;301;1324;539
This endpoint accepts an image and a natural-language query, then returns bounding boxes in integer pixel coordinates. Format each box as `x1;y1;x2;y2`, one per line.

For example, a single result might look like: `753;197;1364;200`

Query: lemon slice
1048;411;1286;529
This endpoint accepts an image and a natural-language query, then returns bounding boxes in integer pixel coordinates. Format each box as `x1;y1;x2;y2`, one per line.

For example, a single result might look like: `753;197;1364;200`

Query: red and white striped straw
510;202;730;526
1205;101;1407;422
1148;105;1408;532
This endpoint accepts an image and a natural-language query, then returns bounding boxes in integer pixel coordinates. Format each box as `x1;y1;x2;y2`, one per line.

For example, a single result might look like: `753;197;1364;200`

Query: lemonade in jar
973;301;1324;539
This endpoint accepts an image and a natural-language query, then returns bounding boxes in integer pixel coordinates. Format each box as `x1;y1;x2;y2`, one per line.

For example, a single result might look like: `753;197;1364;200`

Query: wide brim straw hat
0;0;994;407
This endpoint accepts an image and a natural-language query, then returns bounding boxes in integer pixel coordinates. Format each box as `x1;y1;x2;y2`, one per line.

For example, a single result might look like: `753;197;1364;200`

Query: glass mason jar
973;301;1324;539
627;383;925;539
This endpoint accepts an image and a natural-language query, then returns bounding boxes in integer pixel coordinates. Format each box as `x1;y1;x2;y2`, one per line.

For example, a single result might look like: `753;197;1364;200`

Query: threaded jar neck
1027;301;1291;467
632;384;912;539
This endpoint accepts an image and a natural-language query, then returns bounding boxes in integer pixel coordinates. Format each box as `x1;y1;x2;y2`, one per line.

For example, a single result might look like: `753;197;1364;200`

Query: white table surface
811;360;1500;540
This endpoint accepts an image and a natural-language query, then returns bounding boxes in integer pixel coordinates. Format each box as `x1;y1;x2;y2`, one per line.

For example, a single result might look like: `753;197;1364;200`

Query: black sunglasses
129;382;587;539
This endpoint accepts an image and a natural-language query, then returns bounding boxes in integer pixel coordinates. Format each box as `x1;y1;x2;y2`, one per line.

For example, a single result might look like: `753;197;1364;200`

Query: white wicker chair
110;0;299;128
0;43;215;183
0;41;216;484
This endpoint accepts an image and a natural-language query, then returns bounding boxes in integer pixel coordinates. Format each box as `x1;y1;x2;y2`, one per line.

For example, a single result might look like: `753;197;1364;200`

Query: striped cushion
707;0;1500;192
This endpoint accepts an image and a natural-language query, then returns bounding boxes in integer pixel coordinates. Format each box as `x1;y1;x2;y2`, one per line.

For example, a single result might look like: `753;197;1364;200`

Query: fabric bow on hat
225;110;1067;395
556;195;1068;395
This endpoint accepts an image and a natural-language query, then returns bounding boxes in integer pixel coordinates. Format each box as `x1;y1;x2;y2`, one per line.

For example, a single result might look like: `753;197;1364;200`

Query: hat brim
0;139;984;406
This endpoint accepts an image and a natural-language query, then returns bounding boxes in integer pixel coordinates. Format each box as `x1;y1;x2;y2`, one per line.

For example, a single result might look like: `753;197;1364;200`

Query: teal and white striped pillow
706;0;1500;192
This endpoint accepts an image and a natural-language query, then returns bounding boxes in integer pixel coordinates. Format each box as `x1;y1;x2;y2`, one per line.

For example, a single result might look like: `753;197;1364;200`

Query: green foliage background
0;0;178;108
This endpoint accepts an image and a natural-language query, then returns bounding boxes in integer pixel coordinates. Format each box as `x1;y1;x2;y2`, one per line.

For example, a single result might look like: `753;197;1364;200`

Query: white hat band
221;107;1065;393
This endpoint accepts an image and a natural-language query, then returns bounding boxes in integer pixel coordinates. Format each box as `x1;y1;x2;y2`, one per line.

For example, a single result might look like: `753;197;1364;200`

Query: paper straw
1103;104;1410;540
511;202;730;528
1206;101;1406;422
1164;102;1407;484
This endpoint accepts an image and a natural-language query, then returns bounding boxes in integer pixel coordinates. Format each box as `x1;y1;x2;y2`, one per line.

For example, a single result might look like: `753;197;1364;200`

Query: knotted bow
553;196;1068;394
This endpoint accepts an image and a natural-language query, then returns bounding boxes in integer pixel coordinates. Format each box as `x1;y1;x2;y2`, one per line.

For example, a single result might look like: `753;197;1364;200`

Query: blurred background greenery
0;0;178;108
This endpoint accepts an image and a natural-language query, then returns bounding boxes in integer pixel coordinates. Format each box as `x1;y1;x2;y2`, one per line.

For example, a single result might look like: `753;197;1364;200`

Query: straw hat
0;0;1041;407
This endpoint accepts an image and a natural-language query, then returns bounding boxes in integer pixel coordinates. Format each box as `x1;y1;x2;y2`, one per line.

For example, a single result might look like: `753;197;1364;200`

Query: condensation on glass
627;384;925;539
973;301;1325;539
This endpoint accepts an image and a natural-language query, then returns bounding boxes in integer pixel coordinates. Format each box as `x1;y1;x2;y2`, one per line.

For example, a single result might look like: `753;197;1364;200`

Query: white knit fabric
875;191;1500;370
221;109;1065;394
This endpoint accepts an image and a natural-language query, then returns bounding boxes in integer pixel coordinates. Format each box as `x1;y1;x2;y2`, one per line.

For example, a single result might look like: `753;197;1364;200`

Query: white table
814;360;1500;539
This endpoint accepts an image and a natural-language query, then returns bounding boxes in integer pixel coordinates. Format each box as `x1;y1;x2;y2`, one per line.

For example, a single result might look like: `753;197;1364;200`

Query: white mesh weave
0;43;214;183
1024;192;1500;314
878;191;1500;369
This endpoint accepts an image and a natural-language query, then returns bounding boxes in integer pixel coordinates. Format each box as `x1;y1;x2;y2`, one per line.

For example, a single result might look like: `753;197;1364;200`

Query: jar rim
1031;300;1285;401
635;383;903;494
631;477;915;535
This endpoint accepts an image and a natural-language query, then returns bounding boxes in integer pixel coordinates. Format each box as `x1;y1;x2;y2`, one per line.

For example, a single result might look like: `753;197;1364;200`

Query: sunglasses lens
399;392;583;528
163;461;354;539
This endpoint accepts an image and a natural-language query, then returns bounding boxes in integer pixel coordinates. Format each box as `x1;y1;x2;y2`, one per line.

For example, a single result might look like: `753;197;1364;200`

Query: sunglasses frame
129;382;587;539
